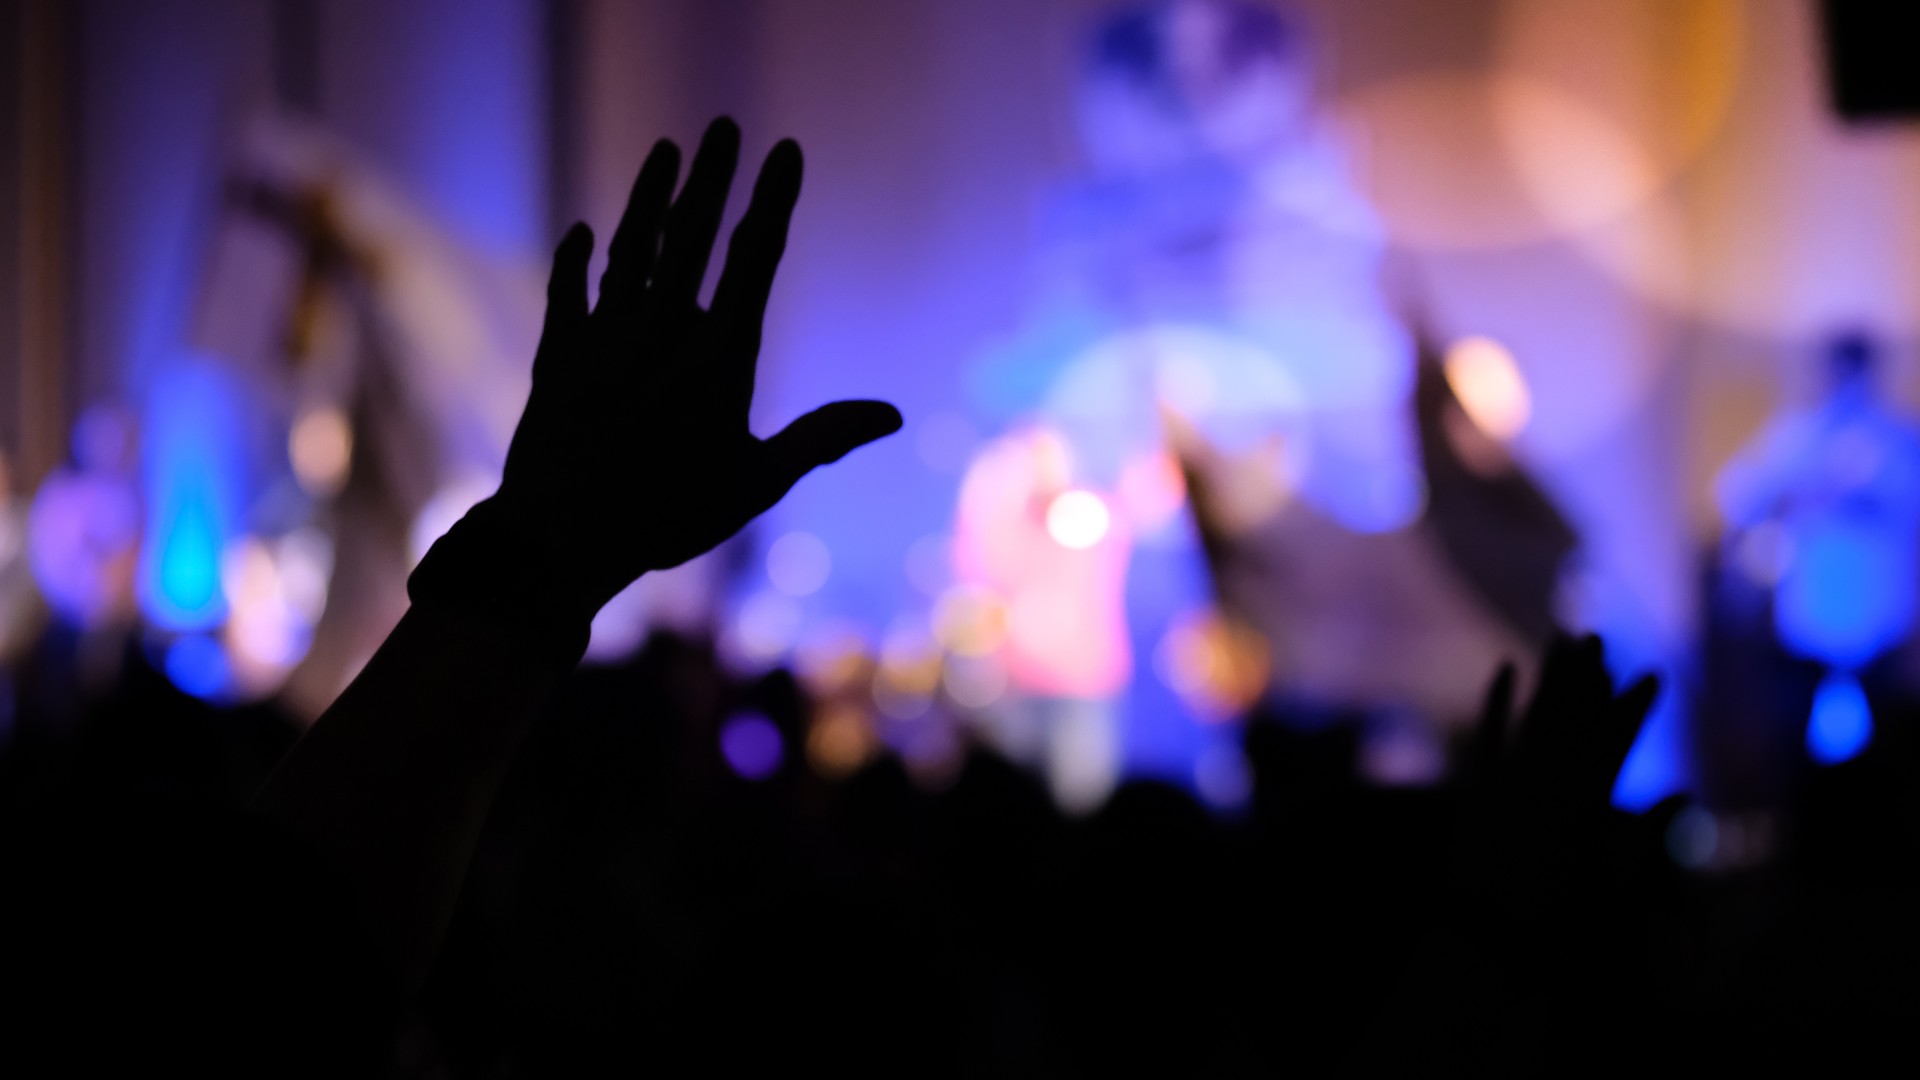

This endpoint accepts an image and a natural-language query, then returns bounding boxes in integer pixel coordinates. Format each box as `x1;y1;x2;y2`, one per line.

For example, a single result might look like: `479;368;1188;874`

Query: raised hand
255;122;900;1003
1453;632;1663;915
486;118;901;619
1470;634;1659;814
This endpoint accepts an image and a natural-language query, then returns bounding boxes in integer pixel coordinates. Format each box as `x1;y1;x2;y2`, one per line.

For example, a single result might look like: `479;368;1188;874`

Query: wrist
405;495;601;668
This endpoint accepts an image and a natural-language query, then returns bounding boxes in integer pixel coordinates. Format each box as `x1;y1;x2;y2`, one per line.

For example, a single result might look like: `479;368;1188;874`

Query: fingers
651;118;743;316
598;140;681;317
532;223;594;386
1609;674;1661;768
1471;662;1516;778
757;399;903;507
710;139;804;410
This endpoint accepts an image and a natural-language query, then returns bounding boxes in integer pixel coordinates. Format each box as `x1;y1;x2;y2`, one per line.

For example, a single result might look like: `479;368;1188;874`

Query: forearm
252;602;567;995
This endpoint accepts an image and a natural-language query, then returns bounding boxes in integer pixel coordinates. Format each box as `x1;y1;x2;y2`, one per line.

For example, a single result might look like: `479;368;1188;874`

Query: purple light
720;713;785;781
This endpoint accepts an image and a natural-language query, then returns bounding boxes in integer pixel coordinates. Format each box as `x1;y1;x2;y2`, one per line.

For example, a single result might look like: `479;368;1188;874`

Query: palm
498;120;900;613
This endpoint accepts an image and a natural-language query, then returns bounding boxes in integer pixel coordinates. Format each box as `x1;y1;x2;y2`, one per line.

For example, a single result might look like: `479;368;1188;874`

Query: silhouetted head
1824;327;1881;397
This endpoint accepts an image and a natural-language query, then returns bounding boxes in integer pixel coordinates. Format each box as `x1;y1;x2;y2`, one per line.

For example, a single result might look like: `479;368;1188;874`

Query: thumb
758;399;902;505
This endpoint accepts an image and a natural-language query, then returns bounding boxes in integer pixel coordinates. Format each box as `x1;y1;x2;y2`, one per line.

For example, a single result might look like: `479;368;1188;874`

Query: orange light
807;703;879;779
1154;609;1271;721
1444;336;1532;441
288;405;353;497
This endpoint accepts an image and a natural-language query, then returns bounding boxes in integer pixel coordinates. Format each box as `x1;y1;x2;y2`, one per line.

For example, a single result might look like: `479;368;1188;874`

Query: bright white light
1045;489;1111;550
1444;336;1532;441
766;531;832;597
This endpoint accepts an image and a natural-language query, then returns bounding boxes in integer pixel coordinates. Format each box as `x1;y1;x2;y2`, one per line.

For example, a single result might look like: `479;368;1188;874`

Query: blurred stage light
275;528;334;623
1808;670;1872;764
1666;805;1720;871
27;468;139;628
1153;609;1270;721
288;404;353;497
1046;700;1121;815
219;535;315;695
732;590;803;664
719;712;785;781
766;530;832;597
873;623;940;722
221;536;279;613
1360;714;1448;788
931;585;1008;658
1444;336;1532;441
141;364;243;632
793;624;872;697
807;703;880;779
1666;806;1777;872
164;632;233;700
942;653;1008;710
1045;490;1111;550
1333;13;1727;254
1193;743;1253;811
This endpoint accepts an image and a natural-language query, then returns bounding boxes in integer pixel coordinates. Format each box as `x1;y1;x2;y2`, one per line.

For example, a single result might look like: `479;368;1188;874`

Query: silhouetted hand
1469;634;1659;820
255;120;900;1008
493;118;901;616
1451;630;1666;926
1386;635;1667;1068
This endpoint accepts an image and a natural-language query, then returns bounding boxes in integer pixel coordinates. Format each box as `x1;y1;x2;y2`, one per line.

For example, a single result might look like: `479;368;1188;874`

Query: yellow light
1444;336;1532;441
932;585;1008;658
877;624;942;697
794;626;873;697
1045;489;1111;550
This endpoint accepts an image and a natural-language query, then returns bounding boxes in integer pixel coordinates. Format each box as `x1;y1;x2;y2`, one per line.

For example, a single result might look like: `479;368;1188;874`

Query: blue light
139;364;243;631
157;496;224;621
1613;686;1685;812
720;713;785;781
1775;517;1914;672
164;633;233;701
1808;670;1872;765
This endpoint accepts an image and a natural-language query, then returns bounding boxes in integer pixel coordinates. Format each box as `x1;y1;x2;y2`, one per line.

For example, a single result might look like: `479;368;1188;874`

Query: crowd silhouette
6;118;1920;1076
